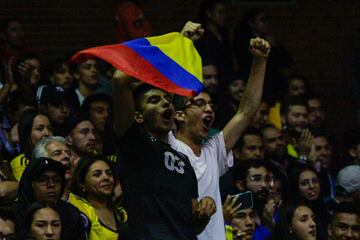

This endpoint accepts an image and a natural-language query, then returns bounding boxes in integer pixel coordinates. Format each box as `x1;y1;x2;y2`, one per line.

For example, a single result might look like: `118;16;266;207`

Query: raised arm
223;38;270;151
112;70;141;137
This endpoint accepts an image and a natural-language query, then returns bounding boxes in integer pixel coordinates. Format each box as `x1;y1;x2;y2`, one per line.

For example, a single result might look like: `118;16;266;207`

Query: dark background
2;0;360;155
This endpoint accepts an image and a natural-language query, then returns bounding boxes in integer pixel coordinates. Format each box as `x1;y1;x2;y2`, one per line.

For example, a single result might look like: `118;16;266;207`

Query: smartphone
230;191;253;210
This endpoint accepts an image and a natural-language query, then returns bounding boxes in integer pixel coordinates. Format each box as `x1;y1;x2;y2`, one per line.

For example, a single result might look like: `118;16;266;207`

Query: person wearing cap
38;85;73;136
328;165;360;210
63;114;96;167
11;157;88;240
32;136;105;240
327;202;360;240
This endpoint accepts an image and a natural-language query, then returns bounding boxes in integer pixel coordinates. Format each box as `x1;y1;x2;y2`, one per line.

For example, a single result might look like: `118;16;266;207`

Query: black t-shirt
115;124;198;240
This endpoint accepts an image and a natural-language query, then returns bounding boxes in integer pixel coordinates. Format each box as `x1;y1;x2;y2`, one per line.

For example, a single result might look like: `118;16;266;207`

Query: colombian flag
71;32;203;96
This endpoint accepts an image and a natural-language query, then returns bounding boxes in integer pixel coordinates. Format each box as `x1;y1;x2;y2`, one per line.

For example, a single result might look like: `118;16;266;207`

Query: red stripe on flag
71;44;195;96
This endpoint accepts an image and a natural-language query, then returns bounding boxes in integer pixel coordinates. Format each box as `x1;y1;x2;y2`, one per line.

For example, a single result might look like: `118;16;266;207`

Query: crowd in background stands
0;0;359;240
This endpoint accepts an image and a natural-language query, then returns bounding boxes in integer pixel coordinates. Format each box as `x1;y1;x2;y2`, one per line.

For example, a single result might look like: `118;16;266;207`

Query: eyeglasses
249;175;274;184
34;175;62;186
183;98;217;111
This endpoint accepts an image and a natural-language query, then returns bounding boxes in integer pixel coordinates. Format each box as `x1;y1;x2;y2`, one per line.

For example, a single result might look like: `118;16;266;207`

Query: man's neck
78;83;94;98
175;129;202;157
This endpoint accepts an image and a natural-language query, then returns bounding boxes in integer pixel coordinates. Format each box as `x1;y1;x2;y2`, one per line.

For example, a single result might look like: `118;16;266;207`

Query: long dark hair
70;155;114;200
273;201;322;240
18;109;51;159
25;201;63;240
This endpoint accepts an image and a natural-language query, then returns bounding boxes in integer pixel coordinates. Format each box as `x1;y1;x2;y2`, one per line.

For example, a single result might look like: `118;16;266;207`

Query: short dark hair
234;127;263;150
233;159;268;182
330;202;360;224
280;96;308;115
81;93;112;114
132;83;159;111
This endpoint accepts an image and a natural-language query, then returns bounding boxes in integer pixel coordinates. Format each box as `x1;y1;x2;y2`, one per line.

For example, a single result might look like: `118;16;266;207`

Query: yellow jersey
10;153;29;181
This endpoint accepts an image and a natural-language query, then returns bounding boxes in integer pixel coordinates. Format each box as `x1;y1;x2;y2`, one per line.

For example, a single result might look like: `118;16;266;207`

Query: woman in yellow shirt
71;155;127;240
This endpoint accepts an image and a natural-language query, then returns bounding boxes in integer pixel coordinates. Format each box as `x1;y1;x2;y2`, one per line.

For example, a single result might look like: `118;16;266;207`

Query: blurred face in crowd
44;102;71;125
234;134;263;161
45;141;72;181
202;65;219;96
231;208;255;240
30;114;53;148
285;105;308;133
269;178;283;206
4;20;25;48
252;101;269;129
32;170;63;203
74;59;98;87
67;120;95;156
262;126;287;159
207;2;226;27
89;101;111;132
51;63;73;90
309;136;332;169
308;98;325;129
137;89;175;138
176;92;215;143
291;206;316;240
30;207;61;240
227;79;246;103
349;144;360;164
244;166;270;203
84;160;114;199
249;12;270;37
0;218;15;239
27;58;41;86
288;78;306;96
328;212;360;240
298;170;320;202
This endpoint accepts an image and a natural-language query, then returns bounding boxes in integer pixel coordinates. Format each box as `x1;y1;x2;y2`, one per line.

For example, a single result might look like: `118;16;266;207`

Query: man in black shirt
112;23;216;240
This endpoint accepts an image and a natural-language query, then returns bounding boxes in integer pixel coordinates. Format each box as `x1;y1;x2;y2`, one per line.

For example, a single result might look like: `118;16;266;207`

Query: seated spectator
12;53;43;97
250;100;269;130
225;196;256;240
233;127;264;162
233;159;275;239
73;58;99;105
268;74;309;130
261;124;298;173
81;93;114;157
0;207;16;239
10;109;53;181
71;155;127;239
307;94;326;130
202;62;220;99
343;128;360;165
25;201;62;240
288;164;329;234
273;201;320;240
327;202;360;240
32;136;103;239
309;130;336;202
38;85;72;136
330;165;360;207
214;74;246;129
12;157;87;240
63;115;95;166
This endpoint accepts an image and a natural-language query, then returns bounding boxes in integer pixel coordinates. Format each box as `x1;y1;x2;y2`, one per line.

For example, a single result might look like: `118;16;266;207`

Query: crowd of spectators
0;1;359;240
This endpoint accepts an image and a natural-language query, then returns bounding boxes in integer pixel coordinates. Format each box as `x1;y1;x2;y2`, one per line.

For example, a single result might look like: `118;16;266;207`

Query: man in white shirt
170;38;270;240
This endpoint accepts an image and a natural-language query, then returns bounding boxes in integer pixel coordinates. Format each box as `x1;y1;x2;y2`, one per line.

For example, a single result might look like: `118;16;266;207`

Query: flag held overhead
71;32;203;96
